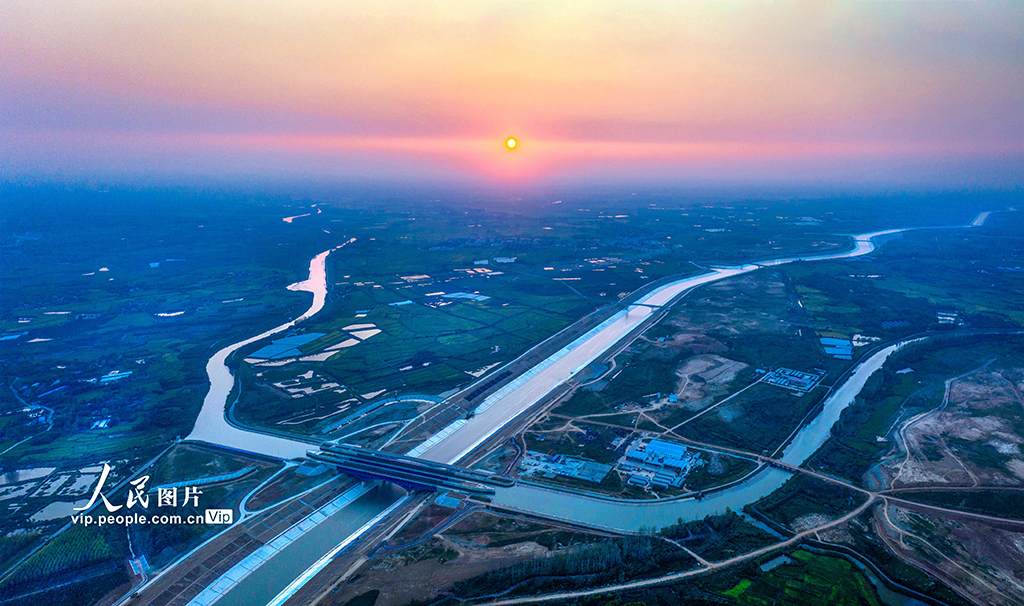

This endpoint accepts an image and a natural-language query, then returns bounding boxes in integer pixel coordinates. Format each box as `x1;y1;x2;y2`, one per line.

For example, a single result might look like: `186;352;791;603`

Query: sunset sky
2;1;1022;188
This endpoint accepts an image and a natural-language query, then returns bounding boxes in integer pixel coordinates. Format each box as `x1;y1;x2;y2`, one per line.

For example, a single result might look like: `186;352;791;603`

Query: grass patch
726;549;884;606
749;475;866;531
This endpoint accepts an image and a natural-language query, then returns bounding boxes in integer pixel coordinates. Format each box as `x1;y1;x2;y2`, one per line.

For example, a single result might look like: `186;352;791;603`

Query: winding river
186;244;347;459
179;220;986;605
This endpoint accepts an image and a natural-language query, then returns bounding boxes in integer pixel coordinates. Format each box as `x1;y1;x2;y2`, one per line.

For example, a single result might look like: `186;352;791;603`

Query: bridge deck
309;443;514;494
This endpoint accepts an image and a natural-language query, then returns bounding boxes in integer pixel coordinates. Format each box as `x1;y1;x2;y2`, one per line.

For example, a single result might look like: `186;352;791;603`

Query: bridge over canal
308;443;515;495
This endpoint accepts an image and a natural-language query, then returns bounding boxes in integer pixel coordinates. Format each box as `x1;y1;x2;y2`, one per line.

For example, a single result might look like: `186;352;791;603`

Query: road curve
176;221;986;606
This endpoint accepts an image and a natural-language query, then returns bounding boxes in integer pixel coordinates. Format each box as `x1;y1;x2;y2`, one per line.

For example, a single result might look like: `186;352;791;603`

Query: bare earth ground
883;367;1024;488
668;272;797;337
327;512;603;606
671;353;749;414
335;536;545;606
876;504;1024;606
875;364;1024;605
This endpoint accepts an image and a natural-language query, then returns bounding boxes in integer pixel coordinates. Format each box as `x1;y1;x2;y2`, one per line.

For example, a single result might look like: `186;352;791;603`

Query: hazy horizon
3;1;1023;190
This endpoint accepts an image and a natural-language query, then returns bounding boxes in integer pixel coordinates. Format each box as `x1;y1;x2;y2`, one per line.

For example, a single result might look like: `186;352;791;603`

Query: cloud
1;0;1022;187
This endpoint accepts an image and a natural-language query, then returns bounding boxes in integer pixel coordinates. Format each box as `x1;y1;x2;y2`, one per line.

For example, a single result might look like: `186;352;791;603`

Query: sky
1;1;1023;189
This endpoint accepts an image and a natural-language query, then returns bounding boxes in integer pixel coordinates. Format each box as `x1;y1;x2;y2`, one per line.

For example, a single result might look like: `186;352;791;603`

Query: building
519;451;612;484
618;439;700;489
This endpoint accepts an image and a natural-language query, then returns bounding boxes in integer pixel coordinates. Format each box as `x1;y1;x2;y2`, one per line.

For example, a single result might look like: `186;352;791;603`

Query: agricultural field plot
660;270;802;339
532;217;1024;500
443;516;697;601
2;186;1016;606
548;542;957;606
782;337;1024;604
711;549;887;606
0;523;132;606
145;443;271;488
0;445;278;605
672;382;828;455
0;191;354;601
660;510;781;562
704;507;975;606
316;287;587;393
748;474;867;533
786;211;1024;341
0;193;342;472
230;200;1004;440
230;215;711;432
232;278;593;429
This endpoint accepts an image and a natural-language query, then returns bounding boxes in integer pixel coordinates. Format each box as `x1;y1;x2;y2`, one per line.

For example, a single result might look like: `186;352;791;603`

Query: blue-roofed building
819;337;854;360
618;439;700;488
819;337;849;346
648;439;690;459
434;493;462;509
519;451;612;484
627;475;648;486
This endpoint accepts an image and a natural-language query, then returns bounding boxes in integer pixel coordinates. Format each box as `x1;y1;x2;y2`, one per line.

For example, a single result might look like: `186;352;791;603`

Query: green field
749;475;866;531
1;186;1016;606
717;549;884;606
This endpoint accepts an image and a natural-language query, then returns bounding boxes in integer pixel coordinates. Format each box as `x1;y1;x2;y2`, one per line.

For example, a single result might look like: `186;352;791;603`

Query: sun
505;137;517;150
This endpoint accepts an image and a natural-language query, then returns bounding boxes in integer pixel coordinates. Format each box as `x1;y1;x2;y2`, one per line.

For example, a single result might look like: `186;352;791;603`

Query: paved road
171;220;992;606
201;228;912;604
479;497;881;606
476;487;1024;606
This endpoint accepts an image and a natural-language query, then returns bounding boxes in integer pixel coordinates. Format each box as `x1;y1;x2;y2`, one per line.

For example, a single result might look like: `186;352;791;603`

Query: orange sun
505;137;517;150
